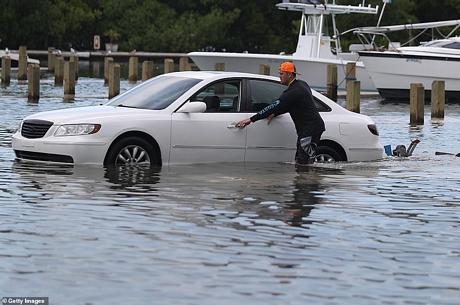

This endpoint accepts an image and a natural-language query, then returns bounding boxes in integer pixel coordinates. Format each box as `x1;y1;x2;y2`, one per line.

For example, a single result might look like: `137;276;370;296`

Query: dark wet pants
295;133;322;165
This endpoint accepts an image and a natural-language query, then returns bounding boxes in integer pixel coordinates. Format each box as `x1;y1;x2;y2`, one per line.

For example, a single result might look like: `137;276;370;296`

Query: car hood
24;105;162;124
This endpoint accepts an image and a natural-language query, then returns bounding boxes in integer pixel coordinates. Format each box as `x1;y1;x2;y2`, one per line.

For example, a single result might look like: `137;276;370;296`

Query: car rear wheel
106;137;159;167
316;146;342;163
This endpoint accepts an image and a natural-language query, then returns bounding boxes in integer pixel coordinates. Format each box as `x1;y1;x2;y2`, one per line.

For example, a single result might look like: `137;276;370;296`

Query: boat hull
358;50;460;100
188;52;377;92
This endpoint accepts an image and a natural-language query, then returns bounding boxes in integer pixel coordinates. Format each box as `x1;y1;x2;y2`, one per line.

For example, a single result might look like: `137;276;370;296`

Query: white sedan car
12;71;383;167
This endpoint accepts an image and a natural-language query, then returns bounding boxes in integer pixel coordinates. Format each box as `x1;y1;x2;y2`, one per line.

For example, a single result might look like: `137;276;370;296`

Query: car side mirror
176;101;206;113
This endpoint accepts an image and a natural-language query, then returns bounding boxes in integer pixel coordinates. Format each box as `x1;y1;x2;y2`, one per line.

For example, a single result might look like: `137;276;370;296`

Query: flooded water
1;69;460;304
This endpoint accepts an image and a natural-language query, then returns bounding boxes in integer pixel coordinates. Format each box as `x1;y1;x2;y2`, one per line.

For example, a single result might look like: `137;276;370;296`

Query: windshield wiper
115;104;138;108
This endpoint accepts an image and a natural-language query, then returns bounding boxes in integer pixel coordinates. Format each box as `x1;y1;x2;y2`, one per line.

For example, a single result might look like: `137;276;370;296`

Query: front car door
170;78;248;164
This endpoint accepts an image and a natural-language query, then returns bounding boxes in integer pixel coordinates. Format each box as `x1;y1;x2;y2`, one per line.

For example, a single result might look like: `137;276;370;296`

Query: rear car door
243;79;297;163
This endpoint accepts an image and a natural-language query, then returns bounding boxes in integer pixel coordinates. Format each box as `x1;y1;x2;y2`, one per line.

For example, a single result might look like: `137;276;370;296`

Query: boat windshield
105;75;202;110
420;39;460;49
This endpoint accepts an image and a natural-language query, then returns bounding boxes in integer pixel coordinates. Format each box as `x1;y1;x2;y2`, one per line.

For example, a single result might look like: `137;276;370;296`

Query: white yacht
355;20;460;100
188;0;380;92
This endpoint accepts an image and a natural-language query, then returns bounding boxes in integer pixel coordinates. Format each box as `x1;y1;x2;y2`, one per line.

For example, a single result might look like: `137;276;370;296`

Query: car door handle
227;123;241;131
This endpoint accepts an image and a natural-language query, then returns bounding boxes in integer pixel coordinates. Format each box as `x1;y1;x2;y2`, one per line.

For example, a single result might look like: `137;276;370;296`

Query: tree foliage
0;0;459;53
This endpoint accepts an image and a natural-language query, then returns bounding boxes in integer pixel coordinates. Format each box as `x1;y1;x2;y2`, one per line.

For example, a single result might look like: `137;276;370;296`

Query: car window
192;80;241;112
249;79;331;112
249;80;285;112
106;75;201;110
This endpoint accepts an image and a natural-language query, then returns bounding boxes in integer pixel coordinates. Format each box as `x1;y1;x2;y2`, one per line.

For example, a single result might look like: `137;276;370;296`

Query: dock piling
18;46;28;81
142;61;154;81
55;57;65;86
109;63;121;99
64;61;76;98
214;62;225;71
326;64;338;102
431;80;445;119
1;56;11;85
410;83;425;125
346;80;360;113
259;64;270;76
104;57;114;84
164;58;174;73
28;64;40;101
128;57;138;83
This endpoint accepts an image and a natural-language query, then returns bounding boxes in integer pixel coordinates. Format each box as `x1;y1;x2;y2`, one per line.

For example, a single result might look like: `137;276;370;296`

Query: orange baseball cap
279;62;301;75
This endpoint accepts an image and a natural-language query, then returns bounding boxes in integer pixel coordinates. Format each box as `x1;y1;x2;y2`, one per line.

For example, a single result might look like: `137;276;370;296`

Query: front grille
21;119;54;139
14;150;74;163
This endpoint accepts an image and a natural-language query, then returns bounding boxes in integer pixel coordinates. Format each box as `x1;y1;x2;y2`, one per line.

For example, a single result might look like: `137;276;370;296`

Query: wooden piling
109;63;121;99
346;80;360;113
179;57;189;71
128;56;138;83
18;46;28;81
64;61;75;97
345;62;356;87
326;64;338;102
70;56;79;80
55;56;65;86
27;64;40;101
259;64;270;76
164;58;174;73
142;61;154;81
1;56;11;85
410;83;424;125
214;62;225;71
431;80;445;119
104;57;114;84
48;47;55;72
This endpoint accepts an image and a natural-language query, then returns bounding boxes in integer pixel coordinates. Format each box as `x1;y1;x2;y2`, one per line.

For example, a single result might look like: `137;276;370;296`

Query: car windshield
105;75;202;110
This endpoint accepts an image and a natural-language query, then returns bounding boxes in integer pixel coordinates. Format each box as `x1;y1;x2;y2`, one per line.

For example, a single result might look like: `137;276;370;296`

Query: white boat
188;0;380;92
0;49;40;67
355;20;460;100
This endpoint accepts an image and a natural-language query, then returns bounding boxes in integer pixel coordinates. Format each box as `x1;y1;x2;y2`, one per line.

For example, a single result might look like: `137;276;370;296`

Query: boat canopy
276;0;379;15
353;19;460;35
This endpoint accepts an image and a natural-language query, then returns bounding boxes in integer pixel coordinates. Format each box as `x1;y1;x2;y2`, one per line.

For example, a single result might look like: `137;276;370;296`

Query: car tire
106;137;159;167
316;146;342;163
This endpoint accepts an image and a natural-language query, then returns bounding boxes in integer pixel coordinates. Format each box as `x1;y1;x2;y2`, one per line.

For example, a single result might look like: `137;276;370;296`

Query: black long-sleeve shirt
250;79;325;137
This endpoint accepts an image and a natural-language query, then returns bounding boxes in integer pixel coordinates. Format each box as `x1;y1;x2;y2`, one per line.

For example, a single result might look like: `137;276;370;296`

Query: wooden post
179;57;189;71
18;46;28;81
346;80;360;113
48;47;55;72
164;58;174;73
70;56;79;80
214;62;225;71
346;62;356;88
142;61;154;81
109;63;121;99
54;56;65;86
326;64;338;102
410;83;424;125
128;56;138;83
104;57;114;84
64;61;75;97
431;80;445;119
1;56;11;85
28;64;40;101
259;64;270;75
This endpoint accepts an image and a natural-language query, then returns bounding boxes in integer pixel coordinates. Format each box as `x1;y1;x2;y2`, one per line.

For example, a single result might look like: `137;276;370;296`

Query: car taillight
367;124;379;136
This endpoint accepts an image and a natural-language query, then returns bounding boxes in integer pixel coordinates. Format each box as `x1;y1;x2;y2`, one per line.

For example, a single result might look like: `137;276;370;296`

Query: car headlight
54;124;101;136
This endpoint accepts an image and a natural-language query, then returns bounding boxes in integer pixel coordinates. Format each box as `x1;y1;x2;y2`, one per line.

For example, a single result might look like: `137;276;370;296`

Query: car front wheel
315;146;342;163
106;137;159;167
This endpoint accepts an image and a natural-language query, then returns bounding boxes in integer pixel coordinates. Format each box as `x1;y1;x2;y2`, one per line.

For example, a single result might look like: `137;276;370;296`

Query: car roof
164;71;280;82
